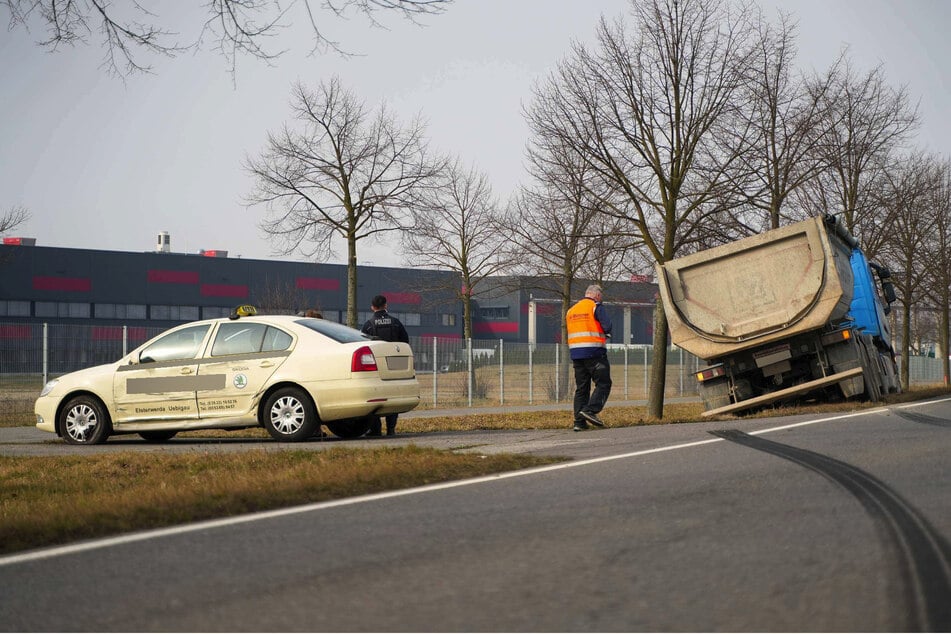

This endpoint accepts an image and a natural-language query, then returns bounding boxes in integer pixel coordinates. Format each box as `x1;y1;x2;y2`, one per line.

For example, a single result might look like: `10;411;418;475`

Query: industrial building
0;232;657;346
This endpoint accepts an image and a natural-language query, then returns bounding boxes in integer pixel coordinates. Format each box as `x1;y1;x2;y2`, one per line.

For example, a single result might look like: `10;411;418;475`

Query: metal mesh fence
1;322;945;422
408;337;702;408
903;355;949;385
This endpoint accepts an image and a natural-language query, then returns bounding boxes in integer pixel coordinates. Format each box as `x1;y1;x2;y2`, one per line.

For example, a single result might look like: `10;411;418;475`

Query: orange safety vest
566;298;607;352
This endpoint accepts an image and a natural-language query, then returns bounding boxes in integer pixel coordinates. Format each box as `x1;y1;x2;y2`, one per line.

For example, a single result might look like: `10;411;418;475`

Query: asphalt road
2;396;950;631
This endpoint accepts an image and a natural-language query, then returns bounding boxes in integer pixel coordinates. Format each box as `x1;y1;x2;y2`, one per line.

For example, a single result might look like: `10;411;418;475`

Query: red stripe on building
383;292;421;305
148;270;199;284
296;277;340;291
33;276;91;292
474;322;519;334
92;327;123;341
92;326;150;341
200;284;248;298
0;325;31;339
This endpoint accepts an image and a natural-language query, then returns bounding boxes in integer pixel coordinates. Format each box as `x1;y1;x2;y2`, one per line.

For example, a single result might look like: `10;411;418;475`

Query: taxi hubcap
271;396;305;434
65;404;97;441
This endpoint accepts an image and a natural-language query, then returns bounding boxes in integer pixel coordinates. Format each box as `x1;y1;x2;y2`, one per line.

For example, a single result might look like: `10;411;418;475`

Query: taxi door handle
180;368;194;375
259;361;275;368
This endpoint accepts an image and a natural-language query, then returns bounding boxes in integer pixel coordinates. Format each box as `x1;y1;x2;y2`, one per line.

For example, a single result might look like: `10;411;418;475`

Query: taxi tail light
696;365;726;383
352;346;378;372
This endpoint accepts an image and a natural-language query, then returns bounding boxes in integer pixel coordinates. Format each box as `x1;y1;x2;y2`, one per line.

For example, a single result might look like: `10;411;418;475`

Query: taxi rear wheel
59;395;112;445
263;387;317;442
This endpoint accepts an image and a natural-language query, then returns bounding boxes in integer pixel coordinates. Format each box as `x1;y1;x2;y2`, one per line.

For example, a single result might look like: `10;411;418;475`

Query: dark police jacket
361;309;410;343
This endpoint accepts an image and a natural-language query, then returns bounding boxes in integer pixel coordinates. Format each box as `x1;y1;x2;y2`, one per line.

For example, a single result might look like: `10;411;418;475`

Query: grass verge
0;446;561;556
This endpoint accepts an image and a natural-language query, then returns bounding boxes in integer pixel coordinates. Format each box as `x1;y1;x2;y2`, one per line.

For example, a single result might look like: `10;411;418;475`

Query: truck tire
860;340;882;402
698;376;732;411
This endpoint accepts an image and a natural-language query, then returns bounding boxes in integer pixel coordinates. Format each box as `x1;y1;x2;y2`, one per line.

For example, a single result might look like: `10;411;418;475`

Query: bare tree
923;157;951;386
0;205;31;263
796;58;919;260
245;77;440;327
506;184;601;339
402;157;509;340
526;0;757;418
0;205;30;234
508;123;631;350
3;0;451;76
877;151;940;389
255;276;317;316
735;10;838;231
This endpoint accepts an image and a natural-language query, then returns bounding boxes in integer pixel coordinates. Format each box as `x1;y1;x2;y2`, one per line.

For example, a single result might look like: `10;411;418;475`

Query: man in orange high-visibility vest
566;284;613;431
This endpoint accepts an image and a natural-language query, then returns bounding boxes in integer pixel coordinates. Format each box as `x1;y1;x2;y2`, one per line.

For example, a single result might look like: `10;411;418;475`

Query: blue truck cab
848;248;897;348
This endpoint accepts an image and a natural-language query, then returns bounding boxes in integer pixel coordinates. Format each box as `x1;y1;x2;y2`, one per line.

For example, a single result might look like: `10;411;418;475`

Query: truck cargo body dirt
656;215;900;416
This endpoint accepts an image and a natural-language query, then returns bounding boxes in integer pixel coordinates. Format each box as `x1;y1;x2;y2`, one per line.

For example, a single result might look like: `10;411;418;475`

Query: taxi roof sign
229;305;258;320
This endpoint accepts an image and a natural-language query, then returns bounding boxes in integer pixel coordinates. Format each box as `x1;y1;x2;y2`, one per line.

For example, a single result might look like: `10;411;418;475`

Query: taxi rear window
296;318;369;343
211;323;293;356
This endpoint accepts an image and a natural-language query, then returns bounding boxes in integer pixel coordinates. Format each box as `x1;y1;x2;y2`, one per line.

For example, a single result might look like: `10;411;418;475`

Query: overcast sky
1;0;949;268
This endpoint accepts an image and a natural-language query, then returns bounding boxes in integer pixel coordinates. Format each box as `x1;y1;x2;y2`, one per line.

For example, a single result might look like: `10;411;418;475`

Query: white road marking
2;396;949;568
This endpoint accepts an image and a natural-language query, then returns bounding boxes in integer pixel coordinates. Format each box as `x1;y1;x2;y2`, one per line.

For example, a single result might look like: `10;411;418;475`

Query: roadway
1;396;950;631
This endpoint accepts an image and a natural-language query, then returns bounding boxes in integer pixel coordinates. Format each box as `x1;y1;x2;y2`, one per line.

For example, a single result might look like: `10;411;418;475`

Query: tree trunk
347;235;358;328
942;301;950;387
648;301;669;419
463;293;472;340
901;301;911;389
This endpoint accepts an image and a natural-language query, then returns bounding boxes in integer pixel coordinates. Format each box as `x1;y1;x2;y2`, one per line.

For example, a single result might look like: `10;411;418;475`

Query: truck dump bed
656;217;854;361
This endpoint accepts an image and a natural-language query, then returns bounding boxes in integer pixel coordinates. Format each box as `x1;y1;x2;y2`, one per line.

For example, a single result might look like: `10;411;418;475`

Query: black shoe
579;411;605;427
386;428;397;436
573;423;589;432
366;429;382;437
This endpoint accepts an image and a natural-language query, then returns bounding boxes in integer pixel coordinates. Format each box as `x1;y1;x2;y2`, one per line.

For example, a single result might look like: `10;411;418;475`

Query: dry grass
0;446;560;555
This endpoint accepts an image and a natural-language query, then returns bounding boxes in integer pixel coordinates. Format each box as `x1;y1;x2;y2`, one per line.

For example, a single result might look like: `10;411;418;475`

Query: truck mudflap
701;367;863;418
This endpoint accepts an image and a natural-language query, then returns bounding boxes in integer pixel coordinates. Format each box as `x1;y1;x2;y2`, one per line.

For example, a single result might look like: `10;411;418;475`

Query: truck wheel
59;395;112;445
263;387;318;442
698;377;732;411
860;344;882;402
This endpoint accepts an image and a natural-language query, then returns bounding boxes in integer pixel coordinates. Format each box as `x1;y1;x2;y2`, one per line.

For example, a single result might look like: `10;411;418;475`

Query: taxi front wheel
263;387;318;442
59;395;112;445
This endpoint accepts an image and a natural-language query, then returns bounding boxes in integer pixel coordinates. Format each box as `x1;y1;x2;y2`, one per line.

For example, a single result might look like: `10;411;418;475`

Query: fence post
122;325;128;357
624;345;629;400
643;346;648;397
499;339;504;405
467;337;473;408
42;322;48;386
555;342;560;403
432;337;437;408
528;342;534;405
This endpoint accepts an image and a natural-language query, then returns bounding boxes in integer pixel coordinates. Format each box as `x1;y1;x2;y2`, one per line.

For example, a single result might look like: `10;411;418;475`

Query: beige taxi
34;307;420;444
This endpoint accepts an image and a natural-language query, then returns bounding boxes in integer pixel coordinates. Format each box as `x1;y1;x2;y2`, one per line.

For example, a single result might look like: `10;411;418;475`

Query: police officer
361;294;410;436
566;284;613;431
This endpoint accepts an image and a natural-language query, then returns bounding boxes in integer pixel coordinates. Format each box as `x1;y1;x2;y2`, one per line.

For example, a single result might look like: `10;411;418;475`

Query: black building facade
0;243;657;345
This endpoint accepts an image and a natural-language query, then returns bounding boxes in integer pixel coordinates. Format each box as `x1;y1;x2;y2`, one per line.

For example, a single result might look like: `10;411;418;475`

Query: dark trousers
573;356;612;422
369;414;399;435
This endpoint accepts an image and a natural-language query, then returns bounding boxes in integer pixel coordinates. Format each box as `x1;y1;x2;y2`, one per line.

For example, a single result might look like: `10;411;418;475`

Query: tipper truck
656;215;900;416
